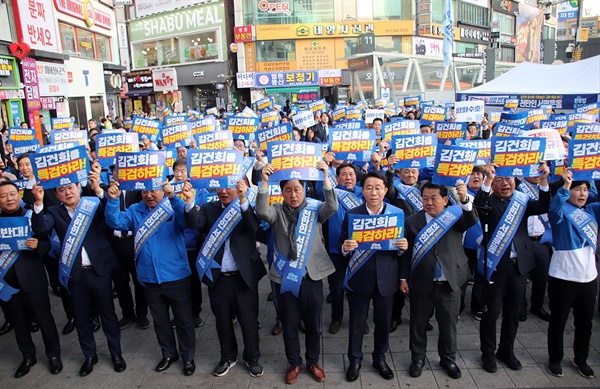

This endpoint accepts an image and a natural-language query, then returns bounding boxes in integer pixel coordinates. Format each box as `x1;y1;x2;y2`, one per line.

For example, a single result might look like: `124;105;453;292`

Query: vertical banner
21;57;42;142
491;136;546;177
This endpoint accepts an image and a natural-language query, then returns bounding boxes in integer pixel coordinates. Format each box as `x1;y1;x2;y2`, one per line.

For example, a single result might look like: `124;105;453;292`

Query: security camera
565;43;574;59
544;9;551;20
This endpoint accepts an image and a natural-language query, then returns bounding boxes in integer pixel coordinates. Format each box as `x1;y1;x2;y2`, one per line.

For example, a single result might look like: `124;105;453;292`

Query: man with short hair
400;181;478;379
339;171;408;382
104;181;196;376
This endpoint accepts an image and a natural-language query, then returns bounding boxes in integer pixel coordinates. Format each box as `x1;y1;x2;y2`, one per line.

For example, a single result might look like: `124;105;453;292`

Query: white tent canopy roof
463;55;600;95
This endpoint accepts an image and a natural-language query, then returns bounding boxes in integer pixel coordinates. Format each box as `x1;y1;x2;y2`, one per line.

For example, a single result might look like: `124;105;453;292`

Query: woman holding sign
256;161;337;385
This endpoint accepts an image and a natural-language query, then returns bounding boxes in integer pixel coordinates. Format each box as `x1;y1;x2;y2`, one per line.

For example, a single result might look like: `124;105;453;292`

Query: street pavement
1;255;600;388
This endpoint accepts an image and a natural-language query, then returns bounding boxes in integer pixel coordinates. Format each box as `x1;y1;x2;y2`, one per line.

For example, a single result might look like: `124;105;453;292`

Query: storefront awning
125;88;153;97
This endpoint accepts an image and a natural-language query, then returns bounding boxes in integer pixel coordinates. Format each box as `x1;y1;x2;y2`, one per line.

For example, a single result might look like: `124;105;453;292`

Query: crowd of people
0;101;599;386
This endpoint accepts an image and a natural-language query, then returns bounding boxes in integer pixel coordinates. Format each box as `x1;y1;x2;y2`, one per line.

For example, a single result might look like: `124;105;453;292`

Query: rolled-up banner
195;130;234;149
115;151;166;190
95;132;140;167
435;122;466;141
572;123;600;140
0;217;32;251
267;141;324;181
491;136;546;177
30;145;88;189
50;130;88;146
161;123;192;148
390;134;437;169
569;139;600;180
383;120;419;141
257;122;293;152
329;128;375;161
187;149;243;189
131;115;162;143
455;139;491;166
226;116;259;141
51;117;74;131
8;127;36;142
348;211;404;251
432;143;478;186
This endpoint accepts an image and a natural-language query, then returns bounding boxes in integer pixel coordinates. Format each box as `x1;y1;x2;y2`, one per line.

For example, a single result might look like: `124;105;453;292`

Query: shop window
492;13;515;36
96;34;111;62
179;31;219;64
59;23;76;54
77;29;95;59
256;40;295;62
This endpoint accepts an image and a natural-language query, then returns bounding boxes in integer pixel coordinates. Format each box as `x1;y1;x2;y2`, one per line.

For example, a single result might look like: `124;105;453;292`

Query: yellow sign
83;0;95;28
418;24;460;40
245;42;256;72
296;39;336;70
256;20;414;40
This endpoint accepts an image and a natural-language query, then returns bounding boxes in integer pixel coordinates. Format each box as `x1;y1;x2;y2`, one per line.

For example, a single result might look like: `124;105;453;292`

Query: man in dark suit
338;171;408;382
31;168;125;377
184;178;267;378
475;163;550;373
107;165;148;330
400;181;478;379
314;112;331;143
0;181;62;378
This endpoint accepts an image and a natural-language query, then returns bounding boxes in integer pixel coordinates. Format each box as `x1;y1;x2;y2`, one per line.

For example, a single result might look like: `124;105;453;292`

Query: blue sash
134;198;174;261
327;168;337;186
59;197;100;288
344;204;402;291
563;202;598;252
0;250;21;301
517;180;552;244
273;199;320;297
479;191;529;281
335;188;363;211
196;198;243;281
395;183;423;211
410;205;463;277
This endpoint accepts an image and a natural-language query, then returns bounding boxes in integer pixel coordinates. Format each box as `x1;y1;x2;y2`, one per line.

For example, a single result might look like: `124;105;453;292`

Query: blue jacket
104;195;191;284
549;187;600;251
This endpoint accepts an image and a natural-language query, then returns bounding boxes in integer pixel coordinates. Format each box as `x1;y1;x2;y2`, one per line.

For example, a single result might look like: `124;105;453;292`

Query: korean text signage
234;25;253;43
36;61;69;97
128;3;225;42
53;0;113;30
255;71;318;88
126;71;153;90
0;56;18;89
256;20;414;40
458;23;490;44
12;0;59;52
134;0;200;19
22;58;41;111
152;68;178;92
257;0;292;17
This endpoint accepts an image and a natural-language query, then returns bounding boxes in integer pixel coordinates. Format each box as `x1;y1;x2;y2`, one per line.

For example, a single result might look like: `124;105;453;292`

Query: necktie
434;261;442;280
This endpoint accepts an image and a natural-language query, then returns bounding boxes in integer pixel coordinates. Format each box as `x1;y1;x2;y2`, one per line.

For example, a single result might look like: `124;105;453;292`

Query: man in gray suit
256;161;337;385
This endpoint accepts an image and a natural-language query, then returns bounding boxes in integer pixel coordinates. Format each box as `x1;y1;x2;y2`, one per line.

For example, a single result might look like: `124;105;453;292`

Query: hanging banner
187;149;243;189
0;217;32;251
50;130;88;146
455;139;491;166
267;141;324;181
491;136;546;177
391;134;437;168
569;140;600;180
256;122;293;152
161;123;192;148
131;116;162;143
51;117;74;131
95;132;140;168
329;129;376;161
195;130;234;149
348;212;404;251
432;144;478;186
383;120;419;141
30;145;88;189
115;151;166;191
8;127;36;142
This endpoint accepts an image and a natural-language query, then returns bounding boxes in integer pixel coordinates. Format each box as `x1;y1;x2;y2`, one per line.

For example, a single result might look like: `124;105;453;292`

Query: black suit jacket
185;200;266;289
314;123;329;143
338;203;401;297
474;188;550;276
31;197;118;282
1;207;50;292
400;206;478;295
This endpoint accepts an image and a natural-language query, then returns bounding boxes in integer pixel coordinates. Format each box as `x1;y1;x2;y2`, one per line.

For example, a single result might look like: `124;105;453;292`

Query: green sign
0;55;19;90
129;3;225;42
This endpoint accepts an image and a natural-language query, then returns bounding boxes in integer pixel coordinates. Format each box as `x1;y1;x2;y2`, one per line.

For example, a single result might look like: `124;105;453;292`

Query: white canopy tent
456;55;600;110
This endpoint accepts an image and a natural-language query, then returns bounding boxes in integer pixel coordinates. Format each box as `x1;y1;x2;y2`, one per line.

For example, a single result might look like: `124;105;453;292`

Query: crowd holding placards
0;97;600;383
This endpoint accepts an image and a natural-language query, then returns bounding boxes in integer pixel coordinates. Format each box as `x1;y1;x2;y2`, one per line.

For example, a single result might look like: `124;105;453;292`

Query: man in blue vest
104;181;196;376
